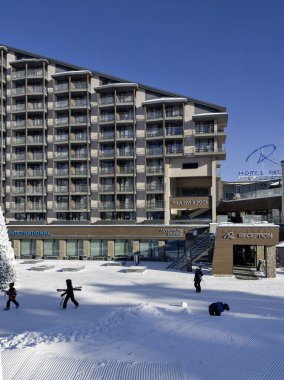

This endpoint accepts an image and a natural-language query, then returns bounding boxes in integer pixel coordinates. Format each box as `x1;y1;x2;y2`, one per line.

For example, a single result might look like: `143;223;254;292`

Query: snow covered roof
11;58;49;66
52;70;93;78
218;222;277;228
95;83;139;91
193;112;228;122
0;46;8;52
142;97;187;105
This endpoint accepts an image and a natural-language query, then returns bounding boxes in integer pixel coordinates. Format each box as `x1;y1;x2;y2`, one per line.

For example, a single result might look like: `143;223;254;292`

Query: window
182;163;198;169
20;240;36;257
66;240;83;257
44;240;59;257
115;240;133;257
90;240;108;257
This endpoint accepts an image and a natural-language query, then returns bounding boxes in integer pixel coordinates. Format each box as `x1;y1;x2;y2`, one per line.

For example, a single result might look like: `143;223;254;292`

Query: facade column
211;160;217;223
108;240;115;259
59;240;66;259
265;246;276;278
13;240;20;258
36;240;43;258
83;240;90;259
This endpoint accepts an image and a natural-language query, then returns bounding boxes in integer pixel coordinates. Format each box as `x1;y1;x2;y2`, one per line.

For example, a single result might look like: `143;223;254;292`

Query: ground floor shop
8;225;196;261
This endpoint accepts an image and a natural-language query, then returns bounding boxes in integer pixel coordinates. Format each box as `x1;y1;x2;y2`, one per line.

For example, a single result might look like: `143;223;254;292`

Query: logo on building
223;232;235;239
238;144;281;181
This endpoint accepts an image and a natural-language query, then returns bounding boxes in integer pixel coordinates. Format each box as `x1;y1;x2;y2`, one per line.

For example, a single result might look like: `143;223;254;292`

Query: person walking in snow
208;302;230;316
4;282;19;310
61;279;80;309
194;267;203;293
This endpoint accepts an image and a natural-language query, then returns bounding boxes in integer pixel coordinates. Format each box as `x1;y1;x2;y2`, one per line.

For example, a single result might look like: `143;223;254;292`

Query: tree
0;209;16;290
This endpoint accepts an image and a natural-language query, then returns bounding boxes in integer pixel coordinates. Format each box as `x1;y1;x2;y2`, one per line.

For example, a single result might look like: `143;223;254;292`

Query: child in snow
61;279;79;309
4;282;20;310
194;267;203;293
208;302;230;316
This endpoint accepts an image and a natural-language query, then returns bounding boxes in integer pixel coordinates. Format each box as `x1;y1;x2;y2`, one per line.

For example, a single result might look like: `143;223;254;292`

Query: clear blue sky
1;0;284;180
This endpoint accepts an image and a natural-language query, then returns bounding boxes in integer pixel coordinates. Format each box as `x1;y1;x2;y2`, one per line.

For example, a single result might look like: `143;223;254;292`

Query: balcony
146;166;164;174
12;187;25;194
27;203;45;211
11;203;25;210
54;169;69;176
12;170;25;177
146;129;163;138
55;134;69;142
146;147;163;156
117;112;134;122
146;184;163;192
166;146;183;155
100;185;115;192
99;150;115;158
117;186;134;192
12;120;25;128
100;114;115;123
70;98;88;108
165;127;183;136
55;83;69;92
12;87;26;96
55;203;69;210
117;131;134;139
116;94;134;104
27;136;44;144
55;100;69;109
70;168;88;176
70;82;88;91
12;153;26;161
54;152;69;159
27;69;44;78
146;201;164;209
27;152;44;160
11;70;25;80
71;116;88;125
27;170;44;177
100;132;115;140
146;111;163;120
55;117;69;126
70;133;88;142
11;104;25;112
100;96;114;105
12;137;26;144
100;168;115;175
117;149;134;157
55;186;69;193
100;202;115;210
26;187;44;194
70;203;88;210
117;166;134;175
70;151;88;159
116;202;134;210
70;185;88;193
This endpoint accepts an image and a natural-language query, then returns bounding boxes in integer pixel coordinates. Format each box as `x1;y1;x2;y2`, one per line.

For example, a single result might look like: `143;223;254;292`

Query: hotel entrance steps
166;234;215;270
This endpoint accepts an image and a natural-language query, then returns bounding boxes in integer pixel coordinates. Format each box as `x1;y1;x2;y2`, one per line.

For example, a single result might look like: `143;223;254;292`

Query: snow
95;83;138;90
52;70;93;77
142;97;187;105
1;260;284;379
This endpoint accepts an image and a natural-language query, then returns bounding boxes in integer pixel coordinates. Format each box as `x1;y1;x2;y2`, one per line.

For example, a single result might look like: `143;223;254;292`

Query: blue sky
2;0;284;180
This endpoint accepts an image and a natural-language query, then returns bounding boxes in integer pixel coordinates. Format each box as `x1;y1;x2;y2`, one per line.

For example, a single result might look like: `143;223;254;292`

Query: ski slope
1;260;284;379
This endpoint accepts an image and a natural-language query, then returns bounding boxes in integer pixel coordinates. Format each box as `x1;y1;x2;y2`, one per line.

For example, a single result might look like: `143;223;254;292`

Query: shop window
66;240;83;257
20;239;36;257
90;240;108;257
115;240;132;257
44;240;59;257
140;240;159;259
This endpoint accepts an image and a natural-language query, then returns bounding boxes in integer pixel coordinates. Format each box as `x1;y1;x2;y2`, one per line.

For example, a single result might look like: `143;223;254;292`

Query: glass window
140;240;159;259
20;240;36;257
44;240;59;257
66;240;83;257
90;240;108;257
115;240;132;257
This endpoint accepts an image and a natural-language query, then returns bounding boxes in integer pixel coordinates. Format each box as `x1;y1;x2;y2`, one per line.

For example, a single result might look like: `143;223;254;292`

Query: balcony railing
166;127;183;136
147;111;163;119
55;134;69;142
12;120;25;128
27;170;44;177
55;152;69;159
117;113;133;121
12;187;25;194
12;171;25;177
117;131;134;139
56;117;69;125
100;150;115;157
11;203;25;210
100;202;115;210
71;185;88;192
195;125;215;134
100;168;115;175
146;201;164;209
146;148;163;155
55;186;69;193
12;137;26;144
146;184;163;191
100;185;115;192
147;130;163;138
70;134;87;141
117;149;134;157
71;82;88;90
71;168;88;175
100;132;115;140
146;167;164;174
26;187;43;194
70;203;88;210
12;153;26;160
27;136;44;144
11;70;25;79
117;186;134;192
100;114;115;122
55;169;69;176
166;147;183;154
55;203;69;210
11;104;25;112
117;166;134;174
55;83;68;92
100;96;114;105
55;100;69;109
116;202;134;209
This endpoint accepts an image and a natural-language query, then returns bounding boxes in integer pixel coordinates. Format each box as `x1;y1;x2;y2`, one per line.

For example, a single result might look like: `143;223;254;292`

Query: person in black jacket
4;282;20;310
61;279;79;309
208;302;230;316
194;267;203;293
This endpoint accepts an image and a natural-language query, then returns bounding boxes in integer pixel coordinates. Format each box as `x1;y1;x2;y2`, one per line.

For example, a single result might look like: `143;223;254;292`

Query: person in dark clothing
61;279;79;309
208;302;230;316
194;267;203;293
4;282;20;310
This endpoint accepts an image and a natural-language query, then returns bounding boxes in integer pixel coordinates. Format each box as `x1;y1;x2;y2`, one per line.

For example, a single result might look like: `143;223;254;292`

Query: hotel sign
159;228;185;238
223;231;273;240
169;197;210;210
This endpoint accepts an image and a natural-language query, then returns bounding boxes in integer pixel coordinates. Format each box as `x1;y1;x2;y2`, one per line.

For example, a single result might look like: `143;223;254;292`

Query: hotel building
0;45;228;260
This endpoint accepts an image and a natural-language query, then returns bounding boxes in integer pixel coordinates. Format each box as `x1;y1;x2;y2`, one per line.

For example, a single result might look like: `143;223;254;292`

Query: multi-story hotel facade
0;45;228;260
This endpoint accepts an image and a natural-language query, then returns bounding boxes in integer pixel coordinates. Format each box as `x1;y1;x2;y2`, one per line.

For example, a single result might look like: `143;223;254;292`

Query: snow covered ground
1;259;284;379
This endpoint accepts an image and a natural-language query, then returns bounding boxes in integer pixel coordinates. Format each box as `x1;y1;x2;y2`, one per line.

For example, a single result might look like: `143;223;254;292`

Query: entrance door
233;245;256;267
